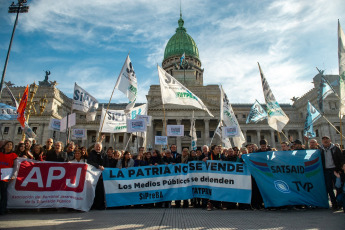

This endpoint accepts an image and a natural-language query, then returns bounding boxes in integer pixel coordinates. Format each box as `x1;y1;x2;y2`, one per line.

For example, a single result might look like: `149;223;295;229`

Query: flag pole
162;102;169;150
98;52;130;142
340;117;343;148
277;131;282;145
125;133;133;151
322;114;345;139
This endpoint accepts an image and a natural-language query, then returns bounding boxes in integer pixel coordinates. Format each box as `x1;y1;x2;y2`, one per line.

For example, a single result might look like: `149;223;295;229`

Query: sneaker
207;202;213;211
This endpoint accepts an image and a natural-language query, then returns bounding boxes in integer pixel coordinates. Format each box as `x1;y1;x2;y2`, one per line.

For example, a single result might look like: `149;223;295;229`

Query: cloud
1;0;345;106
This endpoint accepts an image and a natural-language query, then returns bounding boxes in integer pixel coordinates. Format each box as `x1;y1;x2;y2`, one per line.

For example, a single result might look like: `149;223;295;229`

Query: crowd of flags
1;21;345;148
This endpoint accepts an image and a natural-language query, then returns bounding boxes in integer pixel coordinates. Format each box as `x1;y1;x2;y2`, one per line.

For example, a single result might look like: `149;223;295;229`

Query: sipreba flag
17;85;29;128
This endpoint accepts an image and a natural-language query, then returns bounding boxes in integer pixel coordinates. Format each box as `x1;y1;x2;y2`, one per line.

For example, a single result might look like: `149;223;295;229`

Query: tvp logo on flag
242;150;328;208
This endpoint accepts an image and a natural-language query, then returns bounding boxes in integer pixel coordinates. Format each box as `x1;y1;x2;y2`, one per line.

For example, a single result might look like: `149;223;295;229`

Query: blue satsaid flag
317;73;334;113
304;101;321;138
246;100;268;124
242;150;329;208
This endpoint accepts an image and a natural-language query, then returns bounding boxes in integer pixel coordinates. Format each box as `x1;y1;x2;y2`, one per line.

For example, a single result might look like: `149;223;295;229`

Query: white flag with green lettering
157;65;213;117
115;55;137;110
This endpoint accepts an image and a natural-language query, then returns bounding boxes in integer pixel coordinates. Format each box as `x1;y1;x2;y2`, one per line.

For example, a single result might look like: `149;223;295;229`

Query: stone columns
270;130;276;148
242;129;247;143
177;119;182;153
204;118;210;146
298;129;303;141
256;130;261;144
123;133;128;150
147;119;154;150
109;133;114;148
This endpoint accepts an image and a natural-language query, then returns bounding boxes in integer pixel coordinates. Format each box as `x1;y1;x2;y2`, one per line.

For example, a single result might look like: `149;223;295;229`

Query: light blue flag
242;150;329;208
246;100;268;124
317;72;334;113
304;101;321;138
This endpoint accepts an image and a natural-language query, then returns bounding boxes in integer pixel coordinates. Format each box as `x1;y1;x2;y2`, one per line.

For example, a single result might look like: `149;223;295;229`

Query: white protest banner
68;113;76;128
129;104;147;119
72;83;99;113
99;108;127;133
49;118;61;131
167;125;184;136
8;159;101;212
155;136;168;145
1;168;13;180
127;119;147;133
71;129;87;140
60;116;67;132
137;115;152;126
222;126;238;137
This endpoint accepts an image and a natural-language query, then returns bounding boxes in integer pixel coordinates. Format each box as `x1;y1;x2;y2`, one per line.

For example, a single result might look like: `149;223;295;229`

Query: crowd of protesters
1;135;345;214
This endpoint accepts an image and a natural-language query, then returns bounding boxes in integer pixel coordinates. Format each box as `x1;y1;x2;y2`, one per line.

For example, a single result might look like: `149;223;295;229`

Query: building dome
163;14;200;62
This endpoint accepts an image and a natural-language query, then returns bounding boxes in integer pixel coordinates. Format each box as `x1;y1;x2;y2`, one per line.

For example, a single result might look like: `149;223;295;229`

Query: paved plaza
0;207;344;230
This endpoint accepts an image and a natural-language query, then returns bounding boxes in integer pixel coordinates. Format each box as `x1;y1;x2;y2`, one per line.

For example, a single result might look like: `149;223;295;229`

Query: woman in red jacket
0;141;17;215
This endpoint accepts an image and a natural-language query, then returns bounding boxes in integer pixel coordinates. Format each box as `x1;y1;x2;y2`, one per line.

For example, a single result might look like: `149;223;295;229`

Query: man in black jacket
320;136;345;209
88;142;106;210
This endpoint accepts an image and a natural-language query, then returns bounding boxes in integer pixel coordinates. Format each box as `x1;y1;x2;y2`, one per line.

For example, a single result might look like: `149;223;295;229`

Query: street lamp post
0;0;29;99
21;82;48;141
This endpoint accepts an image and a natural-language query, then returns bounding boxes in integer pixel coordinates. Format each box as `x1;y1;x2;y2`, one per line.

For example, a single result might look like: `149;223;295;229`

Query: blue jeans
336;193;345;211
324;169;337;205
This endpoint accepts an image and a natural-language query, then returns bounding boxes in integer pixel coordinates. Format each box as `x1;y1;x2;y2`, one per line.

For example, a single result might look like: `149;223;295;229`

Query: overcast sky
0;0;344;105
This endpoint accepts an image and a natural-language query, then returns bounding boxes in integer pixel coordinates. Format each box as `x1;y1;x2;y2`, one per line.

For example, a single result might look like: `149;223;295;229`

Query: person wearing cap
320;136;345;210
293;139;304;150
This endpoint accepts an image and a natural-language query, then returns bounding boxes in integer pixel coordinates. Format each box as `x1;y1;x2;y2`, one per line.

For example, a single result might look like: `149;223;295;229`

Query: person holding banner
70;148;87;163
117;151;134;169
151;150;163;166
15;143;26;158
176;148;191;208
32;145;45;161
88;142;106;210
46;141;67;162
207;145;223;211
103;147;117;168
43;138;54;156
334;162;345;213
0;141;17;215
320;136;345;210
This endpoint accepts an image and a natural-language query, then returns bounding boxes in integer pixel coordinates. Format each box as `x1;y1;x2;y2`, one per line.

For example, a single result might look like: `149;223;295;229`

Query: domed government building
0;14;343;153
